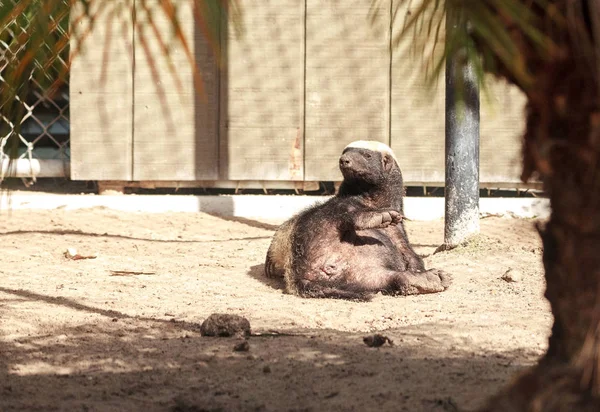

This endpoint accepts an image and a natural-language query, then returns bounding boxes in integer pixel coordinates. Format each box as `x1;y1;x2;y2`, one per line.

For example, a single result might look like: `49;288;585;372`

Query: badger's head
338;140;400;186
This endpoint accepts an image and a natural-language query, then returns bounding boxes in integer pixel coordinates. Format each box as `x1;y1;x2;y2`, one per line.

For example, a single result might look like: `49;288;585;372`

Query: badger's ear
382;153;394;171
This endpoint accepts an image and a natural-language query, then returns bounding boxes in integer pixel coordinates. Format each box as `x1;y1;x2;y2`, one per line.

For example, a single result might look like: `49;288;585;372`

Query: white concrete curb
0;193;550;221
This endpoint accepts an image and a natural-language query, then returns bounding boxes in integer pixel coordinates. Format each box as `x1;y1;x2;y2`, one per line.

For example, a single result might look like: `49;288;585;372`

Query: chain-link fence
0;1;70;184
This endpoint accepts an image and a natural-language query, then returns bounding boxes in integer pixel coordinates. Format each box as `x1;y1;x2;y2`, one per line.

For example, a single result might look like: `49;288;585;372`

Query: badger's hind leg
264;218;297;279
291;267;451;300
296;278;372;301
335;265;451;297
264;253;284;278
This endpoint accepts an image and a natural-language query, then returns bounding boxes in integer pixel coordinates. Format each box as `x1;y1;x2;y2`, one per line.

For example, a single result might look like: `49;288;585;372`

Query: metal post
443;15;480;248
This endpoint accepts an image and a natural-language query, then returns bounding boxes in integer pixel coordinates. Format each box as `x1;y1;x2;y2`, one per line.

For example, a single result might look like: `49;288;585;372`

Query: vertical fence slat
132;0;220;181
70;2;134;181
390;0;446;185
219;0;305;181
304;0;391;181
479;80;527;185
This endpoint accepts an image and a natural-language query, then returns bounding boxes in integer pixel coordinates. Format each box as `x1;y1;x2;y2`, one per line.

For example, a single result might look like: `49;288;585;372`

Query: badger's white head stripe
343;140;398;163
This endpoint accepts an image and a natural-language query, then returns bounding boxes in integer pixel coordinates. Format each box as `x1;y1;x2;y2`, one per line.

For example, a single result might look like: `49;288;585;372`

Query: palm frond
372;0;563;100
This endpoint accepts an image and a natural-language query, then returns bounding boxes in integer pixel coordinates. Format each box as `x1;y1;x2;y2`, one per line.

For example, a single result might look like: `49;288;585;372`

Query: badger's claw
388;210;403;226
410;269;452;294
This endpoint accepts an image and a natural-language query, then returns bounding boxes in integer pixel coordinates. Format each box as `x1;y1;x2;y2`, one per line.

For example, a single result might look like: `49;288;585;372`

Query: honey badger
264;140;452;300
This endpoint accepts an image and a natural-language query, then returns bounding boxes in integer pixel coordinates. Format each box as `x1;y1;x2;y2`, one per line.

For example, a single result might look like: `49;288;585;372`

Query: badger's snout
339;154;352;169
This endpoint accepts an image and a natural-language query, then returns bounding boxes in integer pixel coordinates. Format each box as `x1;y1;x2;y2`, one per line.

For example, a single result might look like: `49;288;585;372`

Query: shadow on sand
247;263;285;291
0;287;536;412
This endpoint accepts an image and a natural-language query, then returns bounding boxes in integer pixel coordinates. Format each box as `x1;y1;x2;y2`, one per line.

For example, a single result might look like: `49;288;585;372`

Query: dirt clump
200;313;251;338
363;334;394;347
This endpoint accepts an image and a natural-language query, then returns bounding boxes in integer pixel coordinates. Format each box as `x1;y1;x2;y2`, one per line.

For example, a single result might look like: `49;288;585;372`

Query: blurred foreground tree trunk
475;2;600;411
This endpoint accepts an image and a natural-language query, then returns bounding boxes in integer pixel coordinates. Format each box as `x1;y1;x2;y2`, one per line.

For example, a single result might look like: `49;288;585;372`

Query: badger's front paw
386;210;403;226
355;210;402;230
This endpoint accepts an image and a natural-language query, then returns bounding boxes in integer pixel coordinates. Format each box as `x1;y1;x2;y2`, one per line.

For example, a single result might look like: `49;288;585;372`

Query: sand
0;208;550;411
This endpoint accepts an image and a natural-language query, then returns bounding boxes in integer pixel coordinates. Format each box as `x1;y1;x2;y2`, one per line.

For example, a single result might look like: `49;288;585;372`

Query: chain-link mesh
0;1;70;184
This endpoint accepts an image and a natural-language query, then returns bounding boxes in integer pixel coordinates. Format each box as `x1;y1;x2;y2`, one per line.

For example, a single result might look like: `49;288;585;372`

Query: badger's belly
304;228;395;282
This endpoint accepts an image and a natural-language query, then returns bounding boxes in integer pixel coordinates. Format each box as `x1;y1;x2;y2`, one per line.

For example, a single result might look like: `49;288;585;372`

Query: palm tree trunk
479;2;600;410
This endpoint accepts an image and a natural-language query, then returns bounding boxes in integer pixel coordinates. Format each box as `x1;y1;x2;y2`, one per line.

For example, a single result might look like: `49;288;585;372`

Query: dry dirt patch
0;208;550;411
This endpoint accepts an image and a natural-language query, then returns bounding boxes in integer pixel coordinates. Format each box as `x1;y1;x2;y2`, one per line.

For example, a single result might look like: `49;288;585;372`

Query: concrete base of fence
0;193;550;221
1;159;69;178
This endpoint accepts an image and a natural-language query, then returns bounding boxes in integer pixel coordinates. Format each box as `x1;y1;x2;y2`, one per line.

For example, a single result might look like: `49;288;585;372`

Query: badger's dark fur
265;140;451;300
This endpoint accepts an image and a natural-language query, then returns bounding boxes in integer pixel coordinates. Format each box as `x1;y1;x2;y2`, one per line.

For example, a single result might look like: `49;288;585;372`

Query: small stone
233;341;250;352
65;248;77;258
200;313;251;338
502;269;523;283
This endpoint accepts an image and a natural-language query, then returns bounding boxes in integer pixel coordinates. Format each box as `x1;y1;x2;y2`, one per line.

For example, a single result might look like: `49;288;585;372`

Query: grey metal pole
443;16;480;248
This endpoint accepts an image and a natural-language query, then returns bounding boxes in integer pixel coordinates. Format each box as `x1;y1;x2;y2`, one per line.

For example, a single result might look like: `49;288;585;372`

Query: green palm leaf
373;0;562;98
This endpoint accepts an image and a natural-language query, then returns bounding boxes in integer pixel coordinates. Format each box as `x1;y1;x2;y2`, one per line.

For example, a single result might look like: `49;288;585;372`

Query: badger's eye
364;153;372;159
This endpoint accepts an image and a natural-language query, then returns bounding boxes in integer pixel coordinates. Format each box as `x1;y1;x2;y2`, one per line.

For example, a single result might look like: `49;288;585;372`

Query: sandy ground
0;207;551;412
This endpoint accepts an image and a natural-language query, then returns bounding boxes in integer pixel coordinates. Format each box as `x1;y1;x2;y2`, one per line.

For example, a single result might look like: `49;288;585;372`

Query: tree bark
478;1;600;410
443;12;480;248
